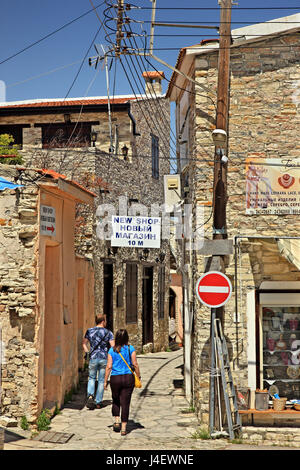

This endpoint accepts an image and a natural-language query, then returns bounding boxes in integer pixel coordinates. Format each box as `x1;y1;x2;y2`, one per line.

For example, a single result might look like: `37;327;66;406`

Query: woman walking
104;329;141;436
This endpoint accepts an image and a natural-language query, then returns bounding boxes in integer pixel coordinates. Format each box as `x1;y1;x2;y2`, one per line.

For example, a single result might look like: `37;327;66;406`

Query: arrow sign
40;205;56;237
196;271;232;308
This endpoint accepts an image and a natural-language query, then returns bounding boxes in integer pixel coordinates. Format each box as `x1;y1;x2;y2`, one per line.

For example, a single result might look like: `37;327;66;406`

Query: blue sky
0;0;299;102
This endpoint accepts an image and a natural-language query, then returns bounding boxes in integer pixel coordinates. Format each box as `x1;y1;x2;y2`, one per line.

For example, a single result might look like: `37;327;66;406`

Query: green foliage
20;416;29;430
64;385;77;404
36;408;51;431
191;427;211;440
0;133;23;165
181;405;195;414
53;403;61;416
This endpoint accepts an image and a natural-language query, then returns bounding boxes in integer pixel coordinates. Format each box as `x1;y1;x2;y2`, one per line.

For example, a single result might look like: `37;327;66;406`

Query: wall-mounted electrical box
164;174;181;212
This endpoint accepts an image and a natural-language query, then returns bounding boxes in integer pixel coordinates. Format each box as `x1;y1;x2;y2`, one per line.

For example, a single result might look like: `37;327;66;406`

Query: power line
139;43;300;51
23;22;104;165
6;61;83;88
0;1;105;66
98;3;178;171
120;19;178;152
135;6;300;10
21;145;300;168
143;20;300;24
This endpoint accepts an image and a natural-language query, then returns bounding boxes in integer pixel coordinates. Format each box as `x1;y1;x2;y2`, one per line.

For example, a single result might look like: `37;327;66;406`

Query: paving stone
3;348;300;451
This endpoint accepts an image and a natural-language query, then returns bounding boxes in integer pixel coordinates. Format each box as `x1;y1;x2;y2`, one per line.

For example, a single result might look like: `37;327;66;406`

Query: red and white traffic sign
196;271;232;308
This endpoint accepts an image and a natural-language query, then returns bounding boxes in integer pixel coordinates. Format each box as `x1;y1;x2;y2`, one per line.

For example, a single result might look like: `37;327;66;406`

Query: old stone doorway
142;266;153;346
43;245;62;409
103;262;113;331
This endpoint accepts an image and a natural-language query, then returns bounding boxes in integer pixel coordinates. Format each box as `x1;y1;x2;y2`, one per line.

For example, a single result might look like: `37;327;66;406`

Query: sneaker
86;395;95;409
96;403;104;409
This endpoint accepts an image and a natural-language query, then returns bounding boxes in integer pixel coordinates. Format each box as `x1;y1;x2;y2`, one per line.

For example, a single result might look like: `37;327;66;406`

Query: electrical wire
6;61;83;88
24;22;104;166
143;21;300;25
22;145;300;169
0;1;106;66
134;6;300;10
120;20;178;155
104;2;178;172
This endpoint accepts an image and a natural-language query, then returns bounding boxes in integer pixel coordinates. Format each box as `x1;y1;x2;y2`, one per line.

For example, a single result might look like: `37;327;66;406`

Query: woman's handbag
119;350;142;388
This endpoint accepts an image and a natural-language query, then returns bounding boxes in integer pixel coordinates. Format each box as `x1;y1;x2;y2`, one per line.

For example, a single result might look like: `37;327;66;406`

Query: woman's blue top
108;344;135;376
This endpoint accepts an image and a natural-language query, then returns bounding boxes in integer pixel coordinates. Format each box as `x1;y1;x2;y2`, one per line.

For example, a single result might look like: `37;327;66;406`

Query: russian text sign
40;205;56;236
111;216;161;248
246;157;300;215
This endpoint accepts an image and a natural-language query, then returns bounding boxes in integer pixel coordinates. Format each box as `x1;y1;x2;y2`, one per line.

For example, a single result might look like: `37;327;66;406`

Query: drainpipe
128;107;141;136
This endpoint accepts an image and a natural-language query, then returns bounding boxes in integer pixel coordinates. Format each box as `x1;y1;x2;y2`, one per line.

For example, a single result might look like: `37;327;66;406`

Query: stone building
167;14;300;427
0;165;95;425
0;71;172;354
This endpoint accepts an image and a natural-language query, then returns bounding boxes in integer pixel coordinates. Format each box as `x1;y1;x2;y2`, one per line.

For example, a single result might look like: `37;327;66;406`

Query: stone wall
4;95;172;354
189;30;300;423
93;147;170;353
0;165;95;424
0;166;39;424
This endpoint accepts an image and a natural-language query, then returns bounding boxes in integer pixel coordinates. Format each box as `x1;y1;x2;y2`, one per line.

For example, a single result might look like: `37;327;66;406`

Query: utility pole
209;0;232;436
213;0;232;242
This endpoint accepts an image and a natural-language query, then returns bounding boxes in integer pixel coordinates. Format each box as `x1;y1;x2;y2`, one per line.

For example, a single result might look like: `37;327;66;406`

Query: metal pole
209;308;216;434
209;0;232;435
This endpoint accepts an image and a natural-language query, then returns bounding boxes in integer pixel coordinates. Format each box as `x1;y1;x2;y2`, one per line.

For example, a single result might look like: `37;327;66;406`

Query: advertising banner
246;158;300;215
111;215;161;248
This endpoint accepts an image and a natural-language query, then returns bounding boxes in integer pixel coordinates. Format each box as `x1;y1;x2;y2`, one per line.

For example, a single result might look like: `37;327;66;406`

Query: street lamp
121;144;129;160
211;128;227;147
91;131;98;147
212;129;228;163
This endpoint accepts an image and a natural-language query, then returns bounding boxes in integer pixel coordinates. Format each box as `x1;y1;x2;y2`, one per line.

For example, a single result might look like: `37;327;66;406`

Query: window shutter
158;266;165;319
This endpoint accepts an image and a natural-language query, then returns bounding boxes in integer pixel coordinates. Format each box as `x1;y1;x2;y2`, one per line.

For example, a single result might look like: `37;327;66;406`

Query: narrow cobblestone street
2;348;298;452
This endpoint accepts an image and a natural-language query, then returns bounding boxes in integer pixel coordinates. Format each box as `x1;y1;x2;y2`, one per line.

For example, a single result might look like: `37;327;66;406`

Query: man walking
83;314;114;409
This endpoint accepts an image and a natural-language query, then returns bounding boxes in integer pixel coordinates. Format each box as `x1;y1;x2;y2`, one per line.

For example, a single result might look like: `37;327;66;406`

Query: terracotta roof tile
0;96;137;110
18;166;100;198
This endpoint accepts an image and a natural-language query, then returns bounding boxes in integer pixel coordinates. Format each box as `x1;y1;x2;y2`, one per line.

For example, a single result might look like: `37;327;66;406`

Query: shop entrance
142;266;153;345
260;304;300;401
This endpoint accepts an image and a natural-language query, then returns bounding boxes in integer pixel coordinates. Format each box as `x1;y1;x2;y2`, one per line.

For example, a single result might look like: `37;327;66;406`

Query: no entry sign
196;271;232;308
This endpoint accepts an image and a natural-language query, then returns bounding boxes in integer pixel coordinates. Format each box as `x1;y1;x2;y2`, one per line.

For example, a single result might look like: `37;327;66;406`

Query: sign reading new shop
111;216;161;248
246;158;300;215
40;205;56;236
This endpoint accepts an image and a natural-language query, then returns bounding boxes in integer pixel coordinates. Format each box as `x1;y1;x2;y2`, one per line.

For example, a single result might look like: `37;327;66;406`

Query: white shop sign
40;205;56;236
111;215;161;248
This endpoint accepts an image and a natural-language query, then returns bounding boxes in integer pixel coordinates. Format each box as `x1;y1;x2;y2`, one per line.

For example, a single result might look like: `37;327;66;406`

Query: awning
0;176;23;191
277;239;300;271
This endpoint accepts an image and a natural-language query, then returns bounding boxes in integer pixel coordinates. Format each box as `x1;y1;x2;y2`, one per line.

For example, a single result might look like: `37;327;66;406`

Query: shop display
262;307;300;402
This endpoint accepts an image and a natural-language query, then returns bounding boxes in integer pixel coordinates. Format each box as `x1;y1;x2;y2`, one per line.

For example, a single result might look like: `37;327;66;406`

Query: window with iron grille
158;266;165;319
151;134;159;179
126;263;138;323
41;122;92;148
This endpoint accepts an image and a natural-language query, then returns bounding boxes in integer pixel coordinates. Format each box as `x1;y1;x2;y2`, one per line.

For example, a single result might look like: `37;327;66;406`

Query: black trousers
110;374;135;422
